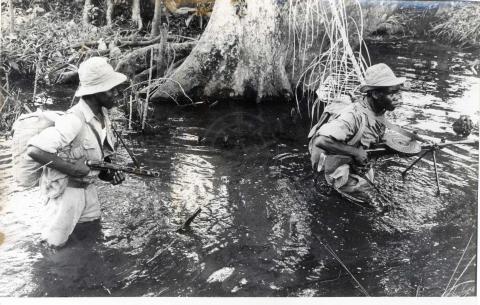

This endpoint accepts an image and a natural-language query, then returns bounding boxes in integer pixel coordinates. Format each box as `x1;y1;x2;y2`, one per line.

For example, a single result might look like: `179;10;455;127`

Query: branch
69;35;198;50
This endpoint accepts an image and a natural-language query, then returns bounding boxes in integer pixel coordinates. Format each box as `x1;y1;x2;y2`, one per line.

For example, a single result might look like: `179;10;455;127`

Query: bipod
401;140;444;195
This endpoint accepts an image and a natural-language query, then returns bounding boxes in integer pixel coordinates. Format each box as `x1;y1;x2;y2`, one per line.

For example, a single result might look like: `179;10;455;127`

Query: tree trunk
148;0;395;104
132;0;143;30
106;0;114;27
150;0;292;103
83;0;92;25
151;0;163;37
8;0;15;33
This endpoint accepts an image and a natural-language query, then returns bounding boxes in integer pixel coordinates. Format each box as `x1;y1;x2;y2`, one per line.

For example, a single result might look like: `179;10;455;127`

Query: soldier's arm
27;147;90;177
26;113;90;177
313;135;367;165
314;112;367;165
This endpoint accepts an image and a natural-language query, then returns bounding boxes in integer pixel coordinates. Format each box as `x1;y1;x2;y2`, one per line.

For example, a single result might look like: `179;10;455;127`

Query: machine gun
86;160;162;178
366;139;478;195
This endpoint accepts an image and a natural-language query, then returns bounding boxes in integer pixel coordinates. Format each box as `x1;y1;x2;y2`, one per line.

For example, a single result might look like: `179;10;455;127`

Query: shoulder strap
347;111;368;146
68;108;104;151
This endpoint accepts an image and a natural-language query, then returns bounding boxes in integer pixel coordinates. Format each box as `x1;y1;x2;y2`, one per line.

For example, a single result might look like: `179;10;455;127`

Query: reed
288;0;368;123
314;234;370;296
143;47;155;130
0;87;23;133
442;232;476;297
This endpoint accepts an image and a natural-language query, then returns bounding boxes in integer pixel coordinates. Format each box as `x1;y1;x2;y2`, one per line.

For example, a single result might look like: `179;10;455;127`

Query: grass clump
432;4;480;48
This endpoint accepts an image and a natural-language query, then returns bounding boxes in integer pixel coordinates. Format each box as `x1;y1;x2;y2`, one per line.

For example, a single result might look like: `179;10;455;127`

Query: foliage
1;6;129;82
0;5;121;132
370;13;408;37
432;3;480;48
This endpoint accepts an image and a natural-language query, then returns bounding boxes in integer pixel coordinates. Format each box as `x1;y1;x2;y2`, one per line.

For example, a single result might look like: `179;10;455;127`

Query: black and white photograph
0;0;478;302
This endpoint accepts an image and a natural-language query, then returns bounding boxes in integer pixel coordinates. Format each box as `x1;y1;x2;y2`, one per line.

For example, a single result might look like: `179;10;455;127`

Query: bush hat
75;57;127;97
359;63;406;93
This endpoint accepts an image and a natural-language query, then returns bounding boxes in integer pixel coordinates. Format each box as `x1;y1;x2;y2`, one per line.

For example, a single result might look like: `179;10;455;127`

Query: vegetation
1;0;478;134
0;0;205;132
432;3;480;49
367;1;480;50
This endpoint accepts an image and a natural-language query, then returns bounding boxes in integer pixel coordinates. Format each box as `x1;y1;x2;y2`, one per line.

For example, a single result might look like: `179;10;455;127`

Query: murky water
0;40;478;297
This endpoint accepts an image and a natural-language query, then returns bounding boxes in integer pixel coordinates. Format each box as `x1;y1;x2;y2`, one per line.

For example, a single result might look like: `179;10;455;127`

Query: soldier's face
373;86;402;112
96;88;118;109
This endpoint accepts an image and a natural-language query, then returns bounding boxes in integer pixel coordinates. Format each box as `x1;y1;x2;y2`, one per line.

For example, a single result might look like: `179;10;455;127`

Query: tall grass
288;0;369;123
432;4;480;48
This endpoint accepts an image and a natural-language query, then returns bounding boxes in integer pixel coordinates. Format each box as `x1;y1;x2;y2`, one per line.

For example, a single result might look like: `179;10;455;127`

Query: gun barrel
367;139;478;154
421;139;478;149
86;161;161;178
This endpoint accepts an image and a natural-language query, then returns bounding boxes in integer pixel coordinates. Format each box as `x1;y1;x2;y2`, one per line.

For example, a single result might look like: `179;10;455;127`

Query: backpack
11;109;86;191
307;95;369;151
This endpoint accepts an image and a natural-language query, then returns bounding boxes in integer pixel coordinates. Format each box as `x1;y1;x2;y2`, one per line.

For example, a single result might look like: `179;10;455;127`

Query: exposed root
115;41;197;78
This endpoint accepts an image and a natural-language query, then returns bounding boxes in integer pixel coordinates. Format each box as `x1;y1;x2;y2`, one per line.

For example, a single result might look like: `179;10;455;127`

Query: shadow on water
0;40;478;297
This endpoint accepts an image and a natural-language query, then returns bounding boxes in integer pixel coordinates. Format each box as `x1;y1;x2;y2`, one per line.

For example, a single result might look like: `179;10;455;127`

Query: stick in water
112;124;140;168
177;207;202;232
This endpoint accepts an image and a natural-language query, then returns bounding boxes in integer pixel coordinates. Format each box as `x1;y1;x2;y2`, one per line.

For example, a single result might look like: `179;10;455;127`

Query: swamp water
0;40;478;297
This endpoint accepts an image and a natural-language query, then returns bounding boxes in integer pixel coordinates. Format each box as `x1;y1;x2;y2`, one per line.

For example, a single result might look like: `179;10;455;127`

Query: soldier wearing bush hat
27;57;127;247
309;63;406;204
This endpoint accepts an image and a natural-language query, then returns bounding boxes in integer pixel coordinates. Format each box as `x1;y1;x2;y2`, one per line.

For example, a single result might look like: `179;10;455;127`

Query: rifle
366;139;478;155
86;160;161;178
366;139;478;195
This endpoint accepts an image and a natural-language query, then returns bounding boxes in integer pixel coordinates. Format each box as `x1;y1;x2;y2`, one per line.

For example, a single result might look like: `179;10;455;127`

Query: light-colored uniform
28;99;115;246
312;98;386;200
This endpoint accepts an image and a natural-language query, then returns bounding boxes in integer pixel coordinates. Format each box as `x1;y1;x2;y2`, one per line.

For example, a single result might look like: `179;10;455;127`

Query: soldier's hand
354;147;368;166
70;157;90;177
111;170;125;185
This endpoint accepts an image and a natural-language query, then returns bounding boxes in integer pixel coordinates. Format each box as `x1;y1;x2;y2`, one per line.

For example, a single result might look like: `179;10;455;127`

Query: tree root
147;42;293;104
115;41;197;78
69;34;196;50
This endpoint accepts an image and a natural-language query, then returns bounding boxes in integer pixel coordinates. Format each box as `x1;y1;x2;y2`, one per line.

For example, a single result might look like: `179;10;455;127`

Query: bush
0;7;119;83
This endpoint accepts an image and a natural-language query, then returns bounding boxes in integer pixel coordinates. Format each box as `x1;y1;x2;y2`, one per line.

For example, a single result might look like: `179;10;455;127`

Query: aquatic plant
431;3;480;48
288;0;369;123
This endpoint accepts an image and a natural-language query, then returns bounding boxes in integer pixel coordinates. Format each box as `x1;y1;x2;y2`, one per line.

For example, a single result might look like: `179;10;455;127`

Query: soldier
27;57;127;247
309;63;406;203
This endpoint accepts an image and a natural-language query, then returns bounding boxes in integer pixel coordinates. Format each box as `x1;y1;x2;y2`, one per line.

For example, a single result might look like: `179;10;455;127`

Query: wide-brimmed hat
75;57;127;97
359;63;406;93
